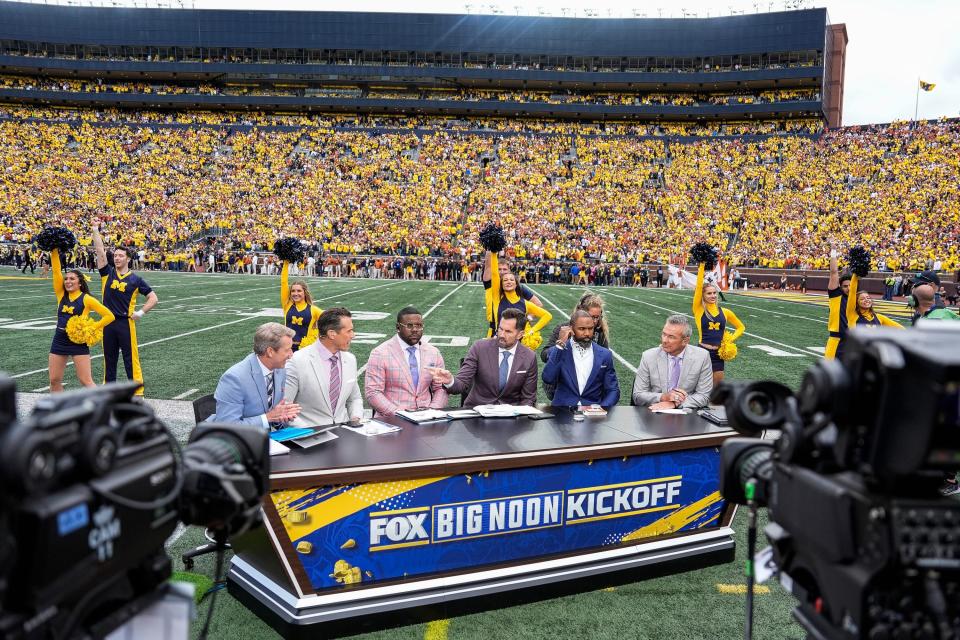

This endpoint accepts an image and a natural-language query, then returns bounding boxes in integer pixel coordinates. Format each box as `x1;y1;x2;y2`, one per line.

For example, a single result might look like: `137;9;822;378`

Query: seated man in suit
212;322;300;428
431;308;538;408
542;310;620;407
364;306;449;418
632;314;713;410
284;307;364;426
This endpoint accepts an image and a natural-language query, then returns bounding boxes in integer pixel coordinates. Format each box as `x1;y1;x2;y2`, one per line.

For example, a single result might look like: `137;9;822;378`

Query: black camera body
0;377;269;639
717;324;960;640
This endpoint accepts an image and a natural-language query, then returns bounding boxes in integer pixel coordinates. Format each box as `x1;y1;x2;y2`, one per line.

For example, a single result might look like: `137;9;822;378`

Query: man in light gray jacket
632;314;713;410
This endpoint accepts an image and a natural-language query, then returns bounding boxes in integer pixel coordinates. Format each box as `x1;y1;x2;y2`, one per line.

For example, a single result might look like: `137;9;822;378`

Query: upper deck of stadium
0;2;846;125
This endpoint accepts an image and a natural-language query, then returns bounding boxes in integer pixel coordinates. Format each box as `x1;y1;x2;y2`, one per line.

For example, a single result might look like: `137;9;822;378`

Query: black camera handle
744;478;759;640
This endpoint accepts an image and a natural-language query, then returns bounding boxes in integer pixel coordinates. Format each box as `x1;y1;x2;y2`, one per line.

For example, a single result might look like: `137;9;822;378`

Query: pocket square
516;370;528;374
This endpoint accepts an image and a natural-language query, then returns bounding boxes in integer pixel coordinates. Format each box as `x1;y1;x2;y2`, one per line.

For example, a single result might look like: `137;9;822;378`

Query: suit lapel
487;340;502;398
248;354;269;413
658;350;670;391
390;339;416;392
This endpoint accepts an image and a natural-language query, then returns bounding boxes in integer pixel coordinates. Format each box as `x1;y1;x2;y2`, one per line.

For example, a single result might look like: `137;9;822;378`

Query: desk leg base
228;528;735;638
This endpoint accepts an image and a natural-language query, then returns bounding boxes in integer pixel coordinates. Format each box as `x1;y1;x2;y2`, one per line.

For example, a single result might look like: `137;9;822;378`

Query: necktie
407;346;420;390
669;355;682;391
265;371;275;408
329;355;341;411
498;351;511;392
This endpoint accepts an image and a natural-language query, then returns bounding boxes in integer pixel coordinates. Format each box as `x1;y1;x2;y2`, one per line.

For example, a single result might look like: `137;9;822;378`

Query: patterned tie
265;372;275;408
669;355;682;390
498;350;511;392
329;355;341;412
407;346;420;390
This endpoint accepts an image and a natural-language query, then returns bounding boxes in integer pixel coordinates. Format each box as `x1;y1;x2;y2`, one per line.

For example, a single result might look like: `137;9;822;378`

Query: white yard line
172;388;200;400
599;289;817;358
529;286;638;373
10;316;260;379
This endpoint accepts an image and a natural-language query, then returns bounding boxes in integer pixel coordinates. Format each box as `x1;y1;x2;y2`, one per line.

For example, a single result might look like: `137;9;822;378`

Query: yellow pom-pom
520;331;542;350
717;341;738;361
65;315;101;346
298;329;318;348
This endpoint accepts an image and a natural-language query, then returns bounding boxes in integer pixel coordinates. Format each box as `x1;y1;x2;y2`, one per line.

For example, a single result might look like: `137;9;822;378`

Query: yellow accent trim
424;619;450;640
568;504;679;526
369;539;431;552
621;491;723;541
128;318;144;396
568;475;683;495
369;506;430;517
273;476;447;541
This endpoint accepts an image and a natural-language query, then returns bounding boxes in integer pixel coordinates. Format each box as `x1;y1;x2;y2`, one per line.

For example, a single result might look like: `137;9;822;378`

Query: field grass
1;267;893;639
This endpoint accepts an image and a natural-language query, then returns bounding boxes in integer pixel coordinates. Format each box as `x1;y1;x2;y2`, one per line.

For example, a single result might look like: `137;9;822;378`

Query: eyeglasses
399;323;424;330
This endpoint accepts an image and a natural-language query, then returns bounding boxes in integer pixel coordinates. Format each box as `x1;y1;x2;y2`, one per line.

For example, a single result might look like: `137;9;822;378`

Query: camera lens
745;391;773;419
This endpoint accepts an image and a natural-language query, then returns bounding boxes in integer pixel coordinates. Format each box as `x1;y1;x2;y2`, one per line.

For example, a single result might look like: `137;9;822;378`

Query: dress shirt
571;339;594;395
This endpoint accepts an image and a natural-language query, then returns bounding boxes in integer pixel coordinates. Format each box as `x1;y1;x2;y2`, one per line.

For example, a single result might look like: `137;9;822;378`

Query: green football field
1;267;908;640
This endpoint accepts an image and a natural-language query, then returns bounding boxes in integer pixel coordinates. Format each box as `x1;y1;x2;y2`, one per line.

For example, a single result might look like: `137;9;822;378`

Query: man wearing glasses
364;306;449;418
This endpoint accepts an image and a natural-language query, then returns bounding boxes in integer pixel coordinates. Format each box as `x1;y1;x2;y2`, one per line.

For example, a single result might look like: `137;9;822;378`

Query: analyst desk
228;407;737;633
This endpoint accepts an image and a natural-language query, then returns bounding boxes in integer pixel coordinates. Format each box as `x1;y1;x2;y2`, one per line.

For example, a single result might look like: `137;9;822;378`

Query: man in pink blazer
363;306;449;418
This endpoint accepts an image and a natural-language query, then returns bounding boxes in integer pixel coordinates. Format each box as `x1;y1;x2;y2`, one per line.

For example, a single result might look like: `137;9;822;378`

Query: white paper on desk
650;408;690;415
269;439;290;456
396;409;449;422
341;420;402;437
474;404;522;418
511;405;544;416
446;409;480;419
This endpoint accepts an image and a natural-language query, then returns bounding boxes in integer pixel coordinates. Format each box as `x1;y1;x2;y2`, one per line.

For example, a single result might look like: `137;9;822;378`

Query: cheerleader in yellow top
48;248;115;392
693;262;745;387
281;260;322;351
846;275;904;331
485;252;552;339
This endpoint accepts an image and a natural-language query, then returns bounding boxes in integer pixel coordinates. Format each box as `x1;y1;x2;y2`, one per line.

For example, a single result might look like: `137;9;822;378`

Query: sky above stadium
21;0;960;126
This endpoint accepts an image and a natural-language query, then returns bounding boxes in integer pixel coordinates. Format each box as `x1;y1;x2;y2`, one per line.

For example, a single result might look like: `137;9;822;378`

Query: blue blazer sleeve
541;344;564;385
599;351;621;406
213;368;267;427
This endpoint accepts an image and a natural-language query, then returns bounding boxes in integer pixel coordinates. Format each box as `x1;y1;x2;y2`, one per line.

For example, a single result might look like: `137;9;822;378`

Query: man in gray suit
632;314;713;410
432;308;538;407
284;307;364;426
212;322;300;428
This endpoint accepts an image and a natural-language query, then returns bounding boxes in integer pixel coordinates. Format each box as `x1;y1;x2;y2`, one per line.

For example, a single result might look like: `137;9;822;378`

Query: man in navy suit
212;322;300;428
542;310;620;407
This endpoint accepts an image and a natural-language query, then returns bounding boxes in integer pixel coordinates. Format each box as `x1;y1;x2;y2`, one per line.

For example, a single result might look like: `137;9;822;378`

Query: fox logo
707;321;721;331
110;280;128;293
291;316;304;326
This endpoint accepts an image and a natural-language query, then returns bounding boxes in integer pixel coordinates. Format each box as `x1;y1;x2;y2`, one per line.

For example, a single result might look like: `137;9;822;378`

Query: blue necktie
407;345;420;389
498;351;511;392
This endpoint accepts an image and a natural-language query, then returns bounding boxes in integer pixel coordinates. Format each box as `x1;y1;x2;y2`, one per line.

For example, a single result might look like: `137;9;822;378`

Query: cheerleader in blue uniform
281;260;322;351
48;248;114;392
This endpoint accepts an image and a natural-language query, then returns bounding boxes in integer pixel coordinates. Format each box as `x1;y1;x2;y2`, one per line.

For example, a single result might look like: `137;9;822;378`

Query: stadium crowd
1;111;958;273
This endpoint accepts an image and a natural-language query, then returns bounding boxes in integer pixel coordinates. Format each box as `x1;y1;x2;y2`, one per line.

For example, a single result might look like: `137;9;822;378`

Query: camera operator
911;271;959;325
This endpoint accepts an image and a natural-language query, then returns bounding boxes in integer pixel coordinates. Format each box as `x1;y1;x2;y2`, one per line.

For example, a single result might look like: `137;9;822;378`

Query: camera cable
197;540;227;640
744;478;758;640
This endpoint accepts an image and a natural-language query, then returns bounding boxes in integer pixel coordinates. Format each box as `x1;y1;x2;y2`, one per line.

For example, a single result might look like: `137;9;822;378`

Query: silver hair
665;314;693;339
253;322;295;355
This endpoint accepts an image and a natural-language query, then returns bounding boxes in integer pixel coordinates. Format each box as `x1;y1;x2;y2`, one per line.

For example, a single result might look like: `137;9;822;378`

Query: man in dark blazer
542;310;620;407
212;322;300;428
432;308;538;407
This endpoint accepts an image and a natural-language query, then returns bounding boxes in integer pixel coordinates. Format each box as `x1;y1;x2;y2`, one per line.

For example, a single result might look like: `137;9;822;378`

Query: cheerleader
281;260;322;351
485;251;552;338
48;249;114;392
846;275;903;330
824;249;852;360
693;262;744;387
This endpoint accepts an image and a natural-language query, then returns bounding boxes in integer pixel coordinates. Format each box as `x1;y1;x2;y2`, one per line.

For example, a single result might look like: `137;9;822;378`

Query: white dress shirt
570;339;594;395
395;334;420;370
